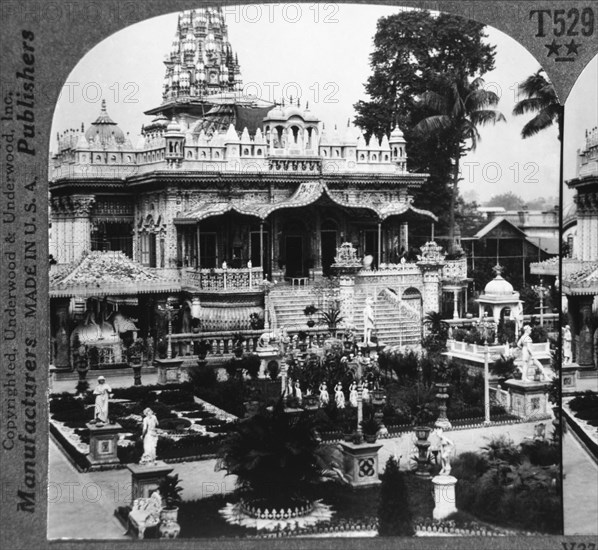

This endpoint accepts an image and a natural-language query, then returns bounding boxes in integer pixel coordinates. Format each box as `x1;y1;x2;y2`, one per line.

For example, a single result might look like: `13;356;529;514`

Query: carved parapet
417;241;446;268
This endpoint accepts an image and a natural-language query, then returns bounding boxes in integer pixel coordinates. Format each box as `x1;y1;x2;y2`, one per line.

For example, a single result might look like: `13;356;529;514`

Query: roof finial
101;99;107;113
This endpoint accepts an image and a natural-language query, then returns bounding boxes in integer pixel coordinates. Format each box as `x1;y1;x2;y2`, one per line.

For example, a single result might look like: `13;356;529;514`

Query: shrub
188;363;218;389
520;440;559;466
158;389;195;405
242;353;261;379
377;457;414;536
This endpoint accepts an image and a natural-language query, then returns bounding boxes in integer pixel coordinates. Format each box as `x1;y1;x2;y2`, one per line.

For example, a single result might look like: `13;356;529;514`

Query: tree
377;456;414;536
486;192;526;211
354;11;496;243
413;73;505;252
512;69;563;140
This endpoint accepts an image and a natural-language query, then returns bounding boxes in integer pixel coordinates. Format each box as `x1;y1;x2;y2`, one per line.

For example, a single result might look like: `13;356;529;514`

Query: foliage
354;11;496;243
188;362;218;389
267;360;280;381
512;69;563;141
303;304;319;317
490;355;518;381
485;192;526;211
360;414;380;436
377;457;415;536
422;311;449;352
194;339;213;359
319;306;344;335
241;353;261;379
158;474;184;508
450;435;562;533
497;319;516;345
216;400;338;503
249;312;264;330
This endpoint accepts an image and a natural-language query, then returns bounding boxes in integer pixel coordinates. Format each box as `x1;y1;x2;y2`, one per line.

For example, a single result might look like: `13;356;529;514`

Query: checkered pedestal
504;379;551;420
156;358;184;384
127;461;174;505
87;421;122;468
339;441;383;488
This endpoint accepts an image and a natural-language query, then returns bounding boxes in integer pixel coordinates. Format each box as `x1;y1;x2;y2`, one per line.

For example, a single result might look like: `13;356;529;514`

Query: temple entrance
250;231;270;276
364;229;379;268
200;233;217;268
285;235;304;277
321;220;338;277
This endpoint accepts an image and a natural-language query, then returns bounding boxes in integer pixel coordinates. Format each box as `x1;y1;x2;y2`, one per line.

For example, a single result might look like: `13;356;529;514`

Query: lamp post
532;278;549;327
479;315;494;426
158;297;177;360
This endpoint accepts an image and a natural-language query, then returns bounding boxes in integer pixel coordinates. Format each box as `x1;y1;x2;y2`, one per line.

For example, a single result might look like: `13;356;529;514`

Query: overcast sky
51;3;597;206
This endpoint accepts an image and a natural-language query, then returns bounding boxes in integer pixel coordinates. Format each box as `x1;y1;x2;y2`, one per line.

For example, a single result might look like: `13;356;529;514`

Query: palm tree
414;73;505;253
512;69;563;141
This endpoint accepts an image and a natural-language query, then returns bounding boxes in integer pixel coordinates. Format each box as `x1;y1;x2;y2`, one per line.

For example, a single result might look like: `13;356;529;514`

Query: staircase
269;284;315;330
352;291;422;348
269;283;422;347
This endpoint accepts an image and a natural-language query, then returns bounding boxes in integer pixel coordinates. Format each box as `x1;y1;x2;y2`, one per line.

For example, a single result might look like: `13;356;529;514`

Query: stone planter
306;319;315;328
159;507;180;539
434;382;452;430
414;426;432;478
364;434;378;444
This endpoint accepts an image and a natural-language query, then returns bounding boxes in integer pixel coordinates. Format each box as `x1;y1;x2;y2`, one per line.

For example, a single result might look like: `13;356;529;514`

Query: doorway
285;235;304;277
321;220;337;277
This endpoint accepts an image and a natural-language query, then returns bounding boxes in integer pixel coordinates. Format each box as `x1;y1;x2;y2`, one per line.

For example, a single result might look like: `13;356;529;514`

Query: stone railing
357;262;421;277
182;266;264;292
168;326;334;360
445;339;551;359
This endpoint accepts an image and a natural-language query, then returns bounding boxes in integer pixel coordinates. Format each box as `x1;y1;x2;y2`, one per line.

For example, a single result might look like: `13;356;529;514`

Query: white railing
182;266;264;292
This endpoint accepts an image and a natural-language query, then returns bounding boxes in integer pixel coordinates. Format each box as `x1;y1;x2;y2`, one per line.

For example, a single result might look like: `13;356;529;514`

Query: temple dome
483;274;516;296
85;100;126;146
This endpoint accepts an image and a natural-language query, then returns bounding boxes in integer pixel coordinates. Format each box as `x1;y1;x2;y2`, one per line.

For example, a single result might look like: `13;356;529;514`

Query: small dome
166;118;182;133
151;113;169;127
483;275;515;296
85;100;126;146
265;104;285;120
389;126;405;141
282;105;303;118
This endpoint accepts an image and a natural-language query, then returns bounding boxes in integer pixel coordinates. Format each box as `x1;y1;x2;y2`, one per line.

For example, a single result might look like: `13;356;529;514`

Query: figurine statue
349;381;358;408
141;408;159;464
334;382;345;409
363;297;375;345
92;376;112;424
436;428;455;476
362;381;370;403
295;380;302;405
319;382;329;407
562;325;572;365
517;325;549;381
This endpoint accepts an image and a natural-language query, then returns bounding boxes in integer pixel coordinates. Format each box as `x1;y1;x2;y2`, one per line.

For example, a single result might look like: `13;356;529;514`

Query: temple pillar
578;297;595;367
399;221;408;254
70;194;96;262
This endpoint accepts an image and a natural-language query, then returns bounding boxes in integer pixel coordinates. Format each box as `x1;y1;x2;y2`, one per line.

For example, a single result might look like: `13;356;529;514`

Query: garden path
562;428;598;535
48;438;235;540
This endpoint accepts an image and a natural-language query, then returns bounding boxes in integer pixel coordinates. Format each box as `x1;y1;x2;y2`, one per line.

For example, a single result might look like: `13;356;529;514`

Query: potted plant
232;332;246;358
361;415;380;443
190;317;201;334
303;304;318;328
319;306;344;338
195;339;212;361
157;474;183;536
127;338;146;366
249;312;264;330
297;331;309;352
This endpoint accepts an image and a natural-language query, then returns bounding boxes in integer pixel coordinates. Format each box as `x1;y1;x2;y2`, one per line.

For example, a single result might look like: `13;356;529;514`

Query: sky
51;3;598;207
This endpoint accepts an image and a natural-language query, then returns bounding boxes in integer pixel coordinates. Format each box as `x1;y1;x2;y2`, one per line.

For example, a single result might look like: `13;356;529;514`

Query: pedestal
432;475;458;520
87;422;122;468
504;378;551;420
256;347;280;379
127;461;174;504
340;441;383;488
156;358;184;385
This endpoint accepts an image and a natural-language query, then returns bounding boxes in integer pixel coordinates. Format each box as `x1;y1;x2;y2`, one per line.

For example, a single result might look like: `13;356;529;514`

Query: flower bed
49;385;238;468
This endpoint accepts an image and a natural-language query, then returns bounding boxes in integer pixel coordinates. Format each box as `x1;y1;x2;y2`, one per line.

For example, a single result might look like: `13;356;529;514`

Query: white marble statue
349;381;358;408
562;325;572;364
517;325;549;381
334;382;345;409
92;376;112;424
363;297;375;345
141;408;159;464
436;428;455;476
295;380;302;405
319;382;329;407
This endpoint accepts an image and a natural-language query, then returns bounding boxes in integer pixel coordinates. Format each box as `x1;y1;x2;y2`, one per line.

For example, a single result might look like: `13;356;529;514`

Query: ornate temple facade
49;8;467;369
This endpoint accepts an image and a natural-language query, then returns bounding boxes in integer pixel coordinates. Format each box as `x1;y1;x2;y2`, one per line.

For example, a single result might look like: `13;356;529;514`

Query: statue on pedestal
363;297;375;345
435;428;455;476
349;381;358;408
141;408;159;465
517;325;549;381
92;376;112;424
562;325;572;364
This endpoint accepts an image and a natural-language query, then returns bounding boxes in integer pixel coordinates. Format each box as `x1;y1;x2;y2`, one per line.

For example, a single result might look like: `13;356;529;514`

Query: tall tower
162;7;242;103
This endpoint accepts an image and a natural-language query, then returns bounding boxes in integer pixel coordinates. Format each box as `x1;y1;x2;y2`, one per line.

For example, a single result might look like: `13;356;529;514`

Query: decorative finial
101;99;107;112
492;264;503;277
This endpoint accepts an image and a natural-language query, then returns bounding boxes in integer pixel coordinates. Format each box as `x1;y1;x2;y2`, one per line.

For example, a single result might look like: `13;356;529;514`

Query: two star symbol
545;39;580;57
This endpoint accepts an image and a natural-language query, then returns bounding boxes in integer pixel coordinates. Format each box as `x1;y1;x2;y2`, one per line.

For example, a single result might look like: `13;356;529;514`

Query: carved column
70;194;96;262
339;276;355;328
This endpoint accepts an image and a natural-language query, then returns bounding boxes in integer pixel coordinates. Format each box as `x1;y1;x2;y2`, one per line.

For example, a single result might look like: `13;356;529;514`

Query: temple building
49;7;468;370
533;127;598;372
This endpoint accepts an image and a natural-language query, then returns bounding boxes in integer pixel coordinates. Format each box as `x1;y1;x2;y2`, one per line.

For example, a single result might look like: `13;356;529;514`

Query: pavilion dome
483;274;517;297
85;100;126;146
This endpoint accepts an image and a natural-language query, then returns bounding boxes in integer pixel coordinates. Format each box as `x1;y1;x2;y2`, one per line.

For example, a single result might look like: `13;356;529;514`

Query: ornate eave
563;261;598;296
174;180;437;223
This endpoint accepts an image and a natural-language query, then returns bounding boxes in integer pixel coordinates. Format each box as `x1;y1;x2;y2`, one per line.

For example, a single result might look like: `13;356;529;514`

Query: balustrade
182;266;264;292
